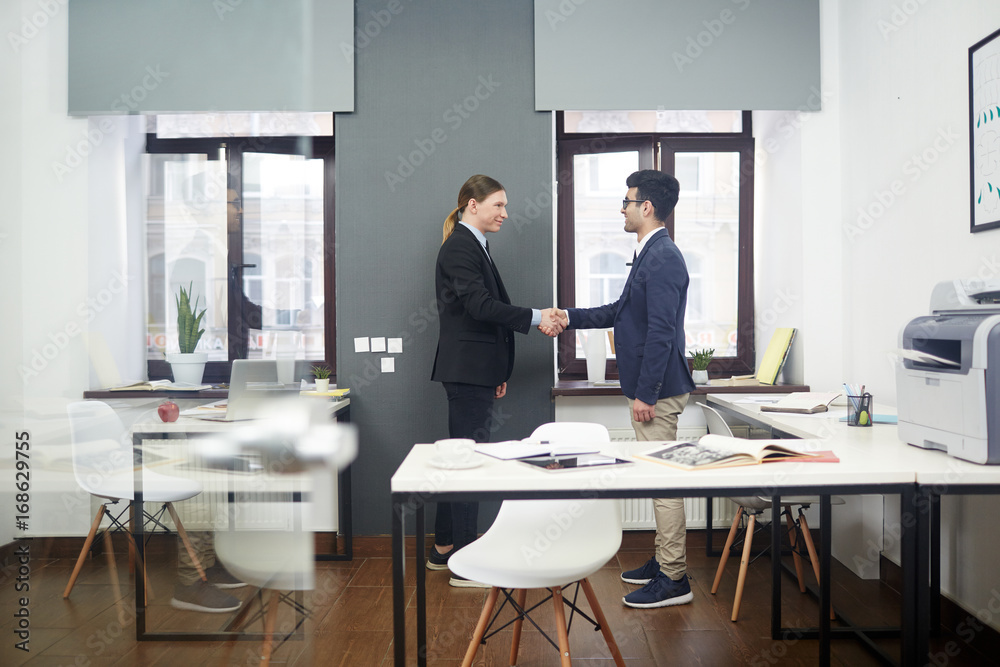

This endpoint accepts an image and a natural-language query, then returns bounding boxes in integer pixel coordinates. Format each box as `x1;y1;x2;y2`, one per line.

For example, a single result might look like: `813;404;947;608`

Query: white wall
756;0;1000;630
1;3;94;539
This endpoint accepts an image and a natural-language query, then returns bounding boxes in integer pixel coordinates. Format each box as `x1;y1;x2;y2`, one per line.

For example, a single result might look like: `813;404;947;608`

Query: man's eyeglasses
622;198;647;209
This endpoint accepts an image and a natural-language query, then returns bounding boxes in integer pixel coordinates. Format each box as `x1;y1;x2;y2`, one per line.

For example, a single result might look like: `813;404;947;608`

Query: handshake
538;307;569;337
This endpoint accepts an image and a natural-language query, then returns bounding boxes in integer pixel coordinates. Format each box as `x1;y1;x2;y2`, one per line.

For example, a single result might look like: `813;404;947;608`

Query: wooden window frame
555;111;755;381
145;135;336;383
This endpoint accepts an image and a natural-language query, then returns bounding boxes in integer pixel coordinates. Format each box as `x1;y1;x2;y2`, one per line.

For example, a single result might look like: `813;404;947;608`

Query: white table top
130;397;351;435
707;394;1000;489
390;441;915;497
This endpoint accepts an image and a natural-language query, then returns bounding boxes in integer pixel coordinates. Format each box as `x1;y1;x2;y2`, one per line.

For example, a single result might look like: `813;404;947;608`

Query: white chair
700;403;841;621
205;407;357;666
63;401;206;599
449;422;625;667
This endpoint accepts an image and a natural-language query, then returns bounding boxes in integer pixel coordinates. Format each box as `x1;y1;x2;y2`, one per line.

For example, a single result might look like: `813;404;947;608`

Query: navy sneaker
426;547;452;571
620;557;661;585
623;572;693;609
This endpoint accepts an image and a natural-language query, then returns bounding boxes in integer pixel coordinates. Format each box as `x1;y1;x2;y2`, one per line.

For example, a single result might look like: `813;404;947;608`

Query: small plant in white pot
690;348;714;385
312;364;332;392
166;283;208;385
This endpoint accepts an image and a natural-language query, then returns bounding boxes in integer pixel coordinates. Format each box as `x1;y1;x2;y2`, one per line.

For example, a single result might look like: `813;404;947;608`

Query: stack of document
474;441;602;460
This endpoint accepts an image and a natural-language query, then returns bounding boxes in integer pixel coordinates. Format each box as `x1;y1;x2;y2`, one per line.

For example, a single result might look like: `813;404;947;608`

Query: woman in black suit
427;174;562;587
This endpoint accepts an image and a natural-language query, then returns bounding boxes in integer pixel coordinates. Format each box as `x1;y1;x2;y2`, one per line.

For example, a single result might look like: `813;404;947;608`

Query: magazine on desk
637;434;836;470
759;392;840;414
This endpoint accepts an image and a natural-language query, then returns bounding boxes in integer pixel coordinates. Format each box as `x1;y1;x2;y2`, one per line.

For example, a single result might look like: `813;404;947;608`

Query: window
143;114;335;382
556;111;754;380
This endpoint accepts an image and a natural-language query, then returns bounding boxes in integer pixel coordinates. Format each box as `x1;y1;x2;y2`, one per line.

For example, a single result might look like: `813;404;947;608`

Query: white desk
390;438;923;667
128;398;351;641
706;393;1000;667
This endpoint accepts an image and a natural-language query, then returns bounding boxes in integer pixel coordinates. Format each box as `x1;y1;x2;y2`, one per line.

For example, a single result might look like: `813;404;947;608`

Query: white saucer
427;455;483;470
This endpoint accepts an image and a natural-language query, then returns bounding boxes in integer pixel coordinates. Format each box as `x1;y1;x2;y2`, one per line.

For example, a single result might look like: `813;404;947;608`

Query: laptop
185;359;290;421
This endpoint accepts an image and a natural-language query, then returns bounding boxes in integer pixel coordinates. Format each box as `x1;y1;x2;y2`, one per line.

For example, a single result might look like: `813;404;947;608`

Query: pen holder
847;393;873;427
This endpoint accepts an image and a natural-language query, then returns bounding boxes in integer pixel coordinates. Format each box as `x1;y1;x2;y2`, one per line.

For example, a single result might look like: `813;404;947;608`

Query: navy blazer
431;224;532;387
568;229;695;404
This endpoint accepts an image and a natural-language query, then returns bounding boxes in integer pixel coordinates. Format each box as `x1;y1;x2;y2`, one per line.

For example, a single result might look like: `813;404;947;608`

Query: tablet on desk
517;453;632;473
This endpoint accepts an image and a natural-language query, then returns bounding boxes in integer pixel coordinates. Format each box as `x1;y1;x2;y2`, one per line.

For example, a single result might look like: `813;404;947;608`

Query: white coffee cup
434;438;475;462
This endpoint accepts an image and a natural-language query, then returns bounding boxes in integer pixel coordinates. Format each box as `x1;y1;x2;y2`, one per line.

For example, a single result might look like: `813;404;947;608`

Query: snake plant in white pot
166;283;208;385
690;348;714;385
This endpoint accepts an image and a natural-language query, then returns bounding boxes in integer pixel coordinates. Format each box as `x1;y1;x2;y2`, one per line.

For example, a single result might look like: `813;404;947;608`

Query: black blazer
431;224;532;387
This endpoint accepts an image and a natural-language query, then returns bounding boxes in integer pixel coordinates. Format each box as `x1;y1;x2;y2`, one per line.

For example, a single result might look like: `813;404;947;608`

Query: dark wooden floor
0;530;994;666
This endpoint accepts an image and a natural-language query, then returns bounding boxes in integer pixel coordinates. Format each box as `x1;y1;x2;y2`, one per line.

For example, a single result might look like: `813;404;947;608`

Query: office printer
896;279;1000;464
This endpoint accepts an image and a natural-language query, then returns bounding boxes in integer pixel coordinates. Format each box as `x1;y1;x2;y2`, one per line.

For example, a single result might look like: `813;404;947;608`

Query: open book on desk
637;434;836;470
759;392;840;414
109;380;212;391
474;440;603;461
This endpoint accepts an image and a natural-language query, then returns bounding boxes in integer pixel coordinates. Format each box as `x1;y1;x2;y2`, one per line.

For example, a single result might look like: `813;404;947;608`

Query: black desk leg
416;504;427;667
819;495;831;667
705;496;714;556
901;484;931;667
133;434;146;640
771;496;782;640
392;496;406;667
930;492;940;635
339;464;353;559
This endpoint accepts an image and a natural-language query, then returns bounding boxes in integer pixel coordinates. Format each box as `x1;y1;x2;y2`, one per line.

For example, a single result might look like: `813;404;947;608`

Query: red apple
158;400;179;423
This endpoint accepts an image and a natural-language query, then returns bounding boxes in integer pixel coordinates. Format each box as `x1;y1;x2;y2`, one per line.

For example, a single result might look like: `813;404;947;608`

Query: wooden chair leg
509;588;527;666
711;506;744;595
551;586;572;667
166;503;207;582
64;504;105;598
462;587;500;667
580;578;625;667
797;513;835;620
260;589;282;667
732;513;756;622
103;530;122;599
785;507;807;592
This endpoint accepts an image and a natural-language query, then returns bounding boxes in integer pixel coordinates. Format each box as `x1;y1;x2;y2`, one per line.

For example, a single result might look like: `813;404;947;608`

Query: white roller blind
534;0;821;111
68;0;354;115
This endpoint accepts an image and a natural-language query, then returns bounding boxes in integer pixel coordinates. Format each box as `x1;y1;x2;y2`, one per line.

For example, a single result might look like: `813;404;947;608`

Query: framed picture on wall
970;26;1000;233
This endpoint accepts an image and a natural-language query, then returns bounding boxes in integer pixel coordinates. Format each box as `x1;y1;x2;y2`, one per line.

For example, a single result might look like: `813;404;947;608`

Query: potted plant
165;283;208;385
690;348;714;385
312;364;332;392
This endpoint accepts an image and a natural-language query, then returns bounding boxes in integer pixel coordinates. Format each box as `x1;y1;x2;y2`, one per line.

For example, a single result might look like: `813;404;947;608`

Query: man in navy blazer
558;169;696;609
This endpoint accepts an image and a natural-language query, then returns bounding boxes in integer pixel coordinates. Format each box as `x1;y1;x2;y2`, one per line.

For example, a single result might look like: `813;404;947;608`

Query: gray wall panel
337;0;555;535
535;0;821;111
68;0;353;114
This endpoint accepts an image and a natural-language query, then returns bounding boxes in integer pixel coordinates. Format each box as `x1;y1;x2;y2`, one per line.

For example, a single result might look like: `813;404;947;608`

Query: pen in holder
847;392;873;427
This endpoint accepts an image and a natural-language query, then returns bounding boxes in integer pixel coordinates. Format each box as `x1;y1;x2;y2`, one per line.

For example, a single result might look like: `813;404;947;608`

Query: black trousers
433;382;495;550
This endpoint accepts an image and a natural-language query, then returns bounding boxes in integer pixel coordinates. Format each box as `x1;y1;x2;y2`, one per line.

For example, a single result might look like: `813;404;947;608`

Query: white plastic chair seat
84;469;203;503
216;530;315;592
448;498;622;590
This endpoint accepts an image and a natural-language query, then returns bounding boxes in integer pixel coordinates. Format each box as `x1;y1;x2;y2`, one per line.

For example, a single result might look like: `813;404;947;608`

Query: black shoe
204;563;246;589
170;580;242;613
426;547;453;571
620;557;661;585
622;572;693;609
